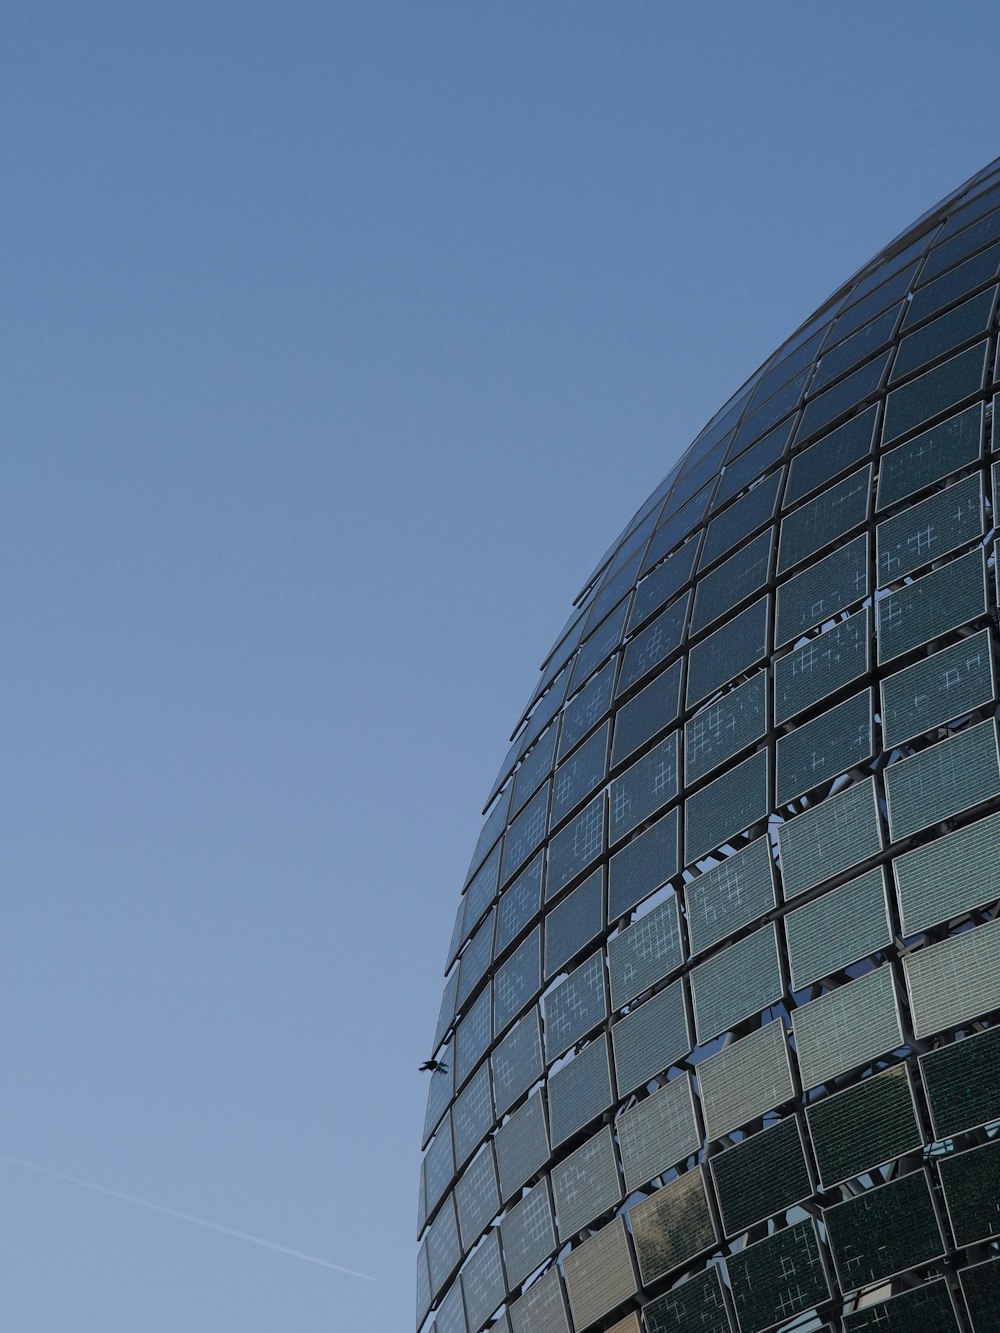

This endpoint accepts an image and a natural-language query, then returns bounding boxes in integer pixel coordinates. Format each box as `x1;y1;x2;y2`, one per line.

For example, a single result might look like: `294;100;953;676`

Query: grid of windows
417;157;1000;1333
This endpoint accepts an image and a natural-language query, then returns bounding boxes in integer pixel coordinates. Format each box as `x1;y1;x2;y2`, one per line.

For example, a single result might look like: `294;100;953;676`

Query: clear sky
4;3;999;1329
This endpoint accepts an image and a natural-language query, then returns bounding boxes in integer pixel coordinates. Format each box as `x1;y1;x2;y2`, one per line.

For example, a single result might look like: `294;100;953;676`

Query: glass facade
417;157;1000;1333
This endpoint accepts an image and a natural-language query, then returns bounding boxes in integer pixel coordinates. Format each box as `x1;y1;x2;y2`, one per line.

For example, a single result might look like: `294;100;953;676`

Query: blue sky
4;2;1000;1329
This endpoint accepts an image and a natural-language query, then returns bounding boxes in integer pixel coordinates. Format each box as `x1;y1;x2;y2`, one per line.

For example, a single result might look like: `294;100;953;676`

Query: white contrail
0;1153;374;1281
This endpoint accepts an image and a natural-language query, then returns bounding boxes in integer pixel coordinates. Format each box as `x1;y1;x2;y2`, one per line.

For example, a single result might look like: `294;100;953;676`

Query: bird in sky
419;1059;448;1073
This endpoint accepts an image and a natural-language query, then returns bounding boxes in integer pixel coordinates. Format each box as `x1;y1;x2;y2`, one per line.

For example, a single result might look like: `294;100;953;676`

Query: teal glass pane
611;978;689;1093
617;589;689;694
876;402;982;510
551;1125;621;1240
877;473;983;586
881;627;994;749
785;867;891;989
777;775;883;899
453;1061;493;1166
499;1181;556;1288
455;985;492;1086
940;1138;1000;1245
727;1218;830;1333
812;307;901;394
843;1280;958;1333
550;721;608;827
904;917;1000;1039
922;204;1000;281
776;688;873;805
423;1113;455;1214
642;1267;732;1333
731;367;807;454
611;658;682;765
545;791;605;899
778;465;872;574
494;1089;548;1200
490;1006;542;1115
920;1026;1000;1138
559;656;615;759
890;285;996;383
882;339;988;446
792;965;903;1089
713;418;792;508
461;1229;505;1333
511;724;557;816
508;1265;569;1333
629;535;698;631
825;1170;943;1290
685;670;767;785
608;730;678;844
885;718;1000;840
690;528;772;635
876;546;987;665
832;262;919;341
568;597;629;694
709;1116;812;1236
785;404;877;507
454;1142;500;1249
686;836;777;955
961;1258;1000;1333
687;595;769;705
795;352;890;445
502;781;550;883
496;853;543;954
616;1073;700;1192
700;471;781;568
544;866;601;977
894;807;1000;936
685;749;768;865
494;925;541;1038
563;1218;636;1332
608;893;683;1010
629;1166;715;1284
543;950;607;1060
905;239;1000;327
698;1019;794;1140
774;607;869;725
608;806;679;918
690;922;782;1043
805;1065;922;1188
775;532;868;646
548;1033;613;1147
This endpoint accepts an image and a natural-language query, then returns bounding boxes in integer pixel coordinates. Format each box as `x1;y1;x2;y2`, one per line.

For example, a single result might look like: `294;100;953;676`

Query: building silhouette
417;157;1000;1333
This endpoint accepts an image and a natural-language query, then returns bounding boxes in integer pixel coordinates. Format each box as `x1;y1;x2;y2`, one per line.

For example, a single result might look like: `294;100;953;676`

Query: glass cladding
417;158;1000;1333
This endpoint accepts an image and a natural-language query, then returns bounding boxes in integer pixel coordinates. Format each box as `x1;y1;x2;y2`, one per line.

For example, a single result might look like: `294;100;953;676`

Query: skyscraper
417;157;1000;1333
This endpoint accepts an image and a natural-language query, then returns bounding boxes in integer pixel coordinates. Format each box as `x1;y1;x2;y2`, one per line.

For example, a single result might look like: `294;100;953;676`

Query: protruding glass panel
921;203;1000;282
611;978;689;1094
558;658;616;760
961;1258;1000;1333
551;1125;621;1241
785;867;891;989
730;368;807;456
895;809;1000;936
792;965;902;1089
905;239;1000;327
685;671;767;786
495;1088;549;1200
686;836;777;955
876;546;987;666
502;783;550;885
453;1061;493;1167
778;465;872;574
454;1142;500;1249
825;1171;943;1291
608;731;678;845
939;1138;1000;1246
642;1267;732;1333
608;893;683;1010
884;718;1000;840
563;1218;637;1333
699;472;781;570
568;598;629;694
795;353;889;445
499;1181;556;1289
713;419;792;509
727;1218;830;1333
423;1113;455;1215
777;776;883;899
890;285;996;383
812;306;901;395
547;1034;613;1148
511;725;558;818
550;721;608;826
709;1117;812;1236
507;1264;570;1333
494;926;542;1038
455;986;492;1087
545;792;605;901
685;749;768;864
690;923;782;1043
698;1020;794;1141
690;528;772;635
843;1280;959;1333
457;908;496;1009
491;1006;543;1116
640;485;712;575
426;1194;462;1299
629;536;698;631
617;591;689;695
775;533;867;647
785;405;877;507
775;688;873;806
876;472;983;585
882;339;988;446
774;608;869;726
805;1065;921;1189
611;659;682;766
461;1229;505;1333
920;1025;1000;1139
904;918;1000;1038
876;402;982;511
830;262;918;343
616;1074;700;1192
496;855;544;955
629;1166;715;1284
422;1042;455;1144
544;867;602;979
543;950;607;1061
687;596;769;707
881;627;994;749
608;806;679;920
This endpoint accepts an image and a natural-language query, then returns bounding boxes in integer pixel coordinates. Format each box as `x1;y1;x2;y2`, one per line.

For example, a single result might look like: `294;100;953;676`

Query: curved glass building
416;158;1000;1333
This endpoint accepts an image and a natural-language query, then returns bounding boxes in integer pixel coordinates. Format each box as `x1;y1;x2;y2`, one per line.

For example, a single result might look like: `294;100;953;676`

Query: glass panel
642;1267;732;1333
455;1142;500;1249
713;418;792;509
831;262;919;342
690;922;783;1043
461;1229;505;1333
921;203;1000;281
777;776;883;899
795;353;889;444
920;1025;1000;1139
876;472;983;585
495;1088;549;1200
904;918;1000;1038
544;867;602;979
423;1114;455;1215
608;806;679;919
617;589;689;695
775;532;867;647
427;1194;462;1298
776;688;873;806
511;724;558;817
608;894;683;1010
811;304;901;394
730;368;808;456
545;791;605;900
784;404;877;507
778;465;872;574
686;836;777;955
629;1167;715;1284
629;536;698;631
825;1171;943;1290
611;659;682;766
876;546;987;665
543;950;607;1061
895;808;1000;936
881;627;994;749
499;1181;556;1289
844;1280;958;1333
727;1218;830;1333
785;867;891;989
431;967;460;1062
616;1073;700;1192
453;1061;494;1166
550;721;608;825
689;528;772;635
698;1019;794;1140
569;598;629;694
792;965;902;1089
640;485;712;575
558;657;616;759
688;596;769;708
457;908;496;1008
882;339;988;446
611;978;689;1094
699;472;781;569
423;1041;454;1143
608;731;678;845
877;402;982;510
494;926;542;1037
685;671;768;786
905;239;1000;327
805;1065;921;1189
685;749;768;864
496;854;544;955
563;1218;636;1332
548;1034;613;1148
551;1124;621;1240
491;1007;543;1116
455;987;492;1086
508;1264;570;1333
961;1258;1000;1333
940;1138;1000;1245
710;1117;812;1236
502;783;549;885
774;608;869;726
891;285;996;383
885;718;1000;840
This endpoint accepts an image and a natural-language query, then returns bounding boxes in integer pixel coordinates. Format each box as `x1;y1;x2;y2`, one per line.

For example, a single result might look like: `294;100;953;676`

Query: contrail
0;1153;374;1281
